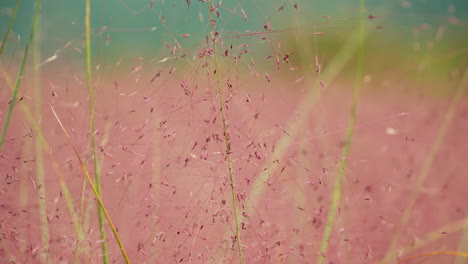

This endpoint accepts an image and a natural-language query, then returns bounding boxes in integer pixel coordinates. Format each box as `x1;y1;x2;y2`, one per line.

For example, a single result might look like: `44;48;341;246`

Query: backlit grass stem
84;0;109;263
318;1;367;263
50;106;131;264
206;0;244;263
31;2;52;263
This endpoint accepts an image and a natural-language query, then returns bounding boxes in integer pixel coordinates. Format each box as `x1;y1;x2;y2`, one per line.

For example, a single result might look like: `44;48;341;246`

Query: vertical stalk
50;108;131;264
84;1;108;263
205;1;244;263
0;0;50;261
31;1;51;263
317;1;366;263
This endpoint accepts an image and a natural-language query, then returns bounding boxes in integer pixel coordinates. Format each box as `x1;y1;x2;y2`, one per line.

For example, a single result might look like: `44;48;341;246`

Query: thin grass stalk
30;2;52;262
0;0;41;151
0;0;50;260
50;106;131;264
73;122;110;263
84;0;109;262
0;64;89;260
209;14;366;264
205;1;244;263
317;1;366;263
379;69;468;264
0;0;21;57
209;8;366;264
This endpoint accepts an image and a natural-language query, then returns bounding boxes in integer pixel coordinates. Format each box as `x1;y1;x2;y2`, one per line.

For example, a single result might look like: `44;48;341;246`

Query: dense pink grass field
1;0;468;263
1;63;467;263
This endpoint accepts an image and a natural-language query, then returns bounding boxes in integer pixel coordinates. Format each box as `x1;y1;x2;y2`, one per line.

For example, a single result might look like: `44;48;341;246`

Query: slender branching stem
205;1;244;263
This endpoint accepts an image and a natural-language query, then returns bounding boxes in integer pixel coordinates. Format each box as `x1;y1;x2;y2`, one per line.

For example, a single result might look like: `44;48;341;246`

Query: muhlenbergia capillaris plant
0;0;467;263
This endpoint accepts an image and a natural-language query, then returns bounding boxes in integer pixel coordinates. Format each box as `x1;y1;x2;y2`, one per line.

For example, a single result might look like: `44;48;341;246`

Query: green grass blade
50;106;131;264
30;1;52;262
317;1;367;263
84;0;109;263
0;64;89;261
0;0;21;57
0;0;41;152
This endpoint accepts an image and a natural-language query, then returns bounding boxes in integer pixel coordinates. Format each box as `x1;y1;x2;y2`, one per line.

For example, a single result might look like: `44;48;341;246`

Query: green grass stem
50;106;131;264
206;1;244;263
0;64;89;261
0;0;41;152
317;1;367;263
30;2;52;262
0;0;21;57
84;0;109;262
211;7;367;264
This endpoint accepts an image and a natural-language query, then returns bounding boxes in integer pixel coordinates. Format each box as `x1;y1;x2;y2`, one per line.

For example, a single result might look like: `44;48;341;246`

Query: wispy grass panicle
1;1;467;263
206;0;244;263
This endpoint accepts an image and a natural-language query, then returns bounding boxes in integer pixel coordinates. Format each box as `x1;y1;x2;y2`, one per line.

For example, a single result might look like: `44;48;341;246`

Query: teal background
1;0;467;86
2;0;467;52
